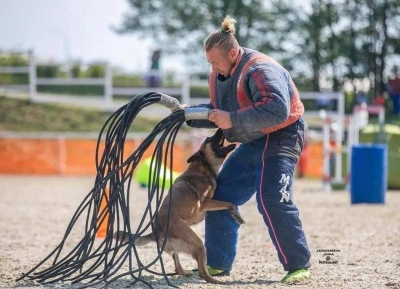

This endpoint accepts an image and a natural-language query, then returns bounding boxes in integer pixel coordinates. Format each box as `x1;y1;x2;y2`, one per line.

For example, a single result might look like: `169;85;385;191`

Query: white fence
2;52;358;187
0;50;191;107
300;92;346;187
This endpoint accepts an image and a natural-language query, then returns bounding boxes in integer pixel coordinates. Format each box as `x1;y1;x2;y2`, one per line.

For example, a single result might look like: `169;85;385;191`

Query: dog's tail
113;230;155;246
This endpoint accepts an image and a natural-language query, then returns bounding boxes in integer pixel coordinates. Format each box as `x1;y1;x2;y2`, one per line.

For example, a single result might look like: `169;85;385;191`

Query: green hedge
37;85;104;96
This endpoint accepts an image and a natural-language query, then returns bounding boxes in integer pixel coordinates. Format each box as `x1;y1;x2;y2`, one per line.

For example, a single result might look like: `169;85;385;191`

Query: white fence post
334;92;345;183
28;50;36;103
104;63;113;107
181;74;190;105
347;115;354;186
322;113;332;191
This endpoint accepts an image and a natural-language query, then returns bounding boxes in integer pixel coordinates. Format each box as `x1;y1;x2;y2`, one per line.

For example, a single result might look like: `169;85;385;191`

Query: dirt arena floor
0;175;399;289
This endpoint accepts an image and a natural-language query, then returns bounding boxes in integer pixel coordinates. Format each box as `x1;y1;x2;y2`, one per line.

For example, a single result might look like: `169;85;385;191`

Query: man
187;16;311;284
388;65;400;115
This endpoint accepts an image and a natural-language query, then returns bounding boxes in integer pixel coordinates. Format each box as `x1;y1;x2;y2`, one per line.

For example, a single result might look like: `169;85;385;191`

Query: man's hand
208;109;233;129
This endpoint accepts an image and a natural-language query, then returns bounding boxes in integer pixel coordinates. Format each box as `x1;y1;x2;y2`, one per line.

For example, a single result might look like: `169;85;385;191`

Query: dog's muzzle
209;129;236;157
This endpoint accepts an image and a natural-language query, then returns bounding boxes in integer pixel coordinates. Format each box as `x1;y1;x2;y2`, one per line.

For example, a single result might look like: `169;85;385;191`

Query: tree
339;0;366;94
341;0;400;96
325;0;342;91
37;64;60;78
114;0;276;72
267;0;330;91
269;0;400;94
86;63;105;78
370;0;400;95
305;0;326;92
71;61;83;78
0;52;29;84
115;0;400;93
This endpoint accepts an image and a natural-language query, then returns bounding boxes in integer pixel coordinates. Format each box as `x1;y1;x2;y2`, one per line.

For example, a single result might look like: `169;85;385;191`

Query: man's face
206;47;237;77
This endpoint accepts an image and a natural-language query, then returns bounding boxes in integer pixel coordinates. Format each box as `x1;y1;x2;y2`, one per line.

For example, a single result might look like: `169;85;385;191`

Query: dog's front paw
234;214;245;225
229;208;245;225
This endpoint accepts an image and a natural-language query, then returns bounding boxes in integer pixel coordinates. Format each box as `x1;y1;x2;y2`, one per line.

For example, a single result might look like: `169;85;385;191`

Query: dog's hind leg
169;220;222;284
200;198;245;225
172;252;192;276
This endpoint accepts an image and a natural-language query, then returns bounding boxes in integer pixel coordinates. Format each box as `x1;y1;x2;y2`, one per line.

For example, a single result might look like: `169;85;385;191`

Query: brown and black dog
114;129;245;283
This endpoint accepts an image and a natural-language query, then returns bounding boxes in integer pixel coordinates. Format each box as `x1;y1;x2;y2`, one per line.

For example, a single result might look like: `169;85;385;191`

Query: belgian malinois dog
114;129;245;283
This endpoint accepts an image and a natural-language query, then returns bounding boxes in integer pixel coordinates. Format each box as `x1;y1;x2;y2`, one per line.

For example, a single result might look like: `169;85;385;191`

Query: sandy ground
0;175;399;289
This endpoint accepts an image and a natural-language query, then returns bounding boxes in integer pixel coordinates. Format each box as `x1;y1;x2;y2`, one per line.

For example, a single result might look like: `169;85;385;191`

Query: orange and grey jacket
188;48;304;143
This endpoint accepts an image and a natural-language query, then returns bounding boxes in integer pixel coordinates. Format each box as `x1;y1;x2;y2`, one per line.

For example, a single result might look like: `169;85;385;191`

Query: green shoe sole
191;265;230;277
281;268;310;284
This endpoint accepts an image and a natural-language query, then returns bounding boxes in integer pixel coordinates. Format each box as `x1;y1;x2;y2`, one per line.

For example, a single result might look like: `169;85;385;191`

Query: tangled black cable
17;92;200;288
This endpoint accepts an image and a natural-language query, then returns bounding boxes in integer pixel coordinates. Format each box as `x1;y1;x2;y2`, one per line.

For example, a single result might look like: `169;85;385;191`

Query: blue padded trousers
205;119;311;272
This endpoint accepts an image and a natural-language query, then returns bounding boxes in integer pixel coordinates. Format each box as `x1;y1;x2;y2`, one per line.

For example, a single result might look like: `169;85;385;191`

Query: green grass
0;96;161;132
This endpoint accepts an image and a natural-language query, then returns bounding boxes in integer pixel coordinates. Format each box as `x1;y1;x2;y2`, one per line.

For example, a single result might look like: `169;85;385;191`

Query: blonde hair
203;15;239;53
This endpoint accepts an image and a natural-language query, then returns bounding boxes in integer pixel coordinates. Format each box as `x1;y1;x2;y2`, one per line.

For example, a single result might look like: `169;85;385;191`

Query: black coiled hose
17;92;203;288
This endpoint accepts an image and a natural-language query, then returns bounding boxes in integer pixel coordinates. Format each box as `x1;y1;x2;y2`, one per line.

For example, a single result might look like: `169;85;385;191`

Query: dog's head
187;129;236;164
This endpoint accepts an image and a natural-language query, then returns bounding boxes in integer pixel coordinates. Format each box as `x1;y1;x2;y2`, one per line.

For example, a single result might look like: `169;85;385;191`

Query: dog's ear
187;151;202;163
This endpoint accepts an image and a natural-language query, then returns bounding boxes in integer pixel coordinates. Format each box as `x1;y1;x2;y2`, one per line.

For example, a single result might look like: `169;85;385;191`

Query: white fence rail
0;66;30;73
0;50;191;107
36;78;105;85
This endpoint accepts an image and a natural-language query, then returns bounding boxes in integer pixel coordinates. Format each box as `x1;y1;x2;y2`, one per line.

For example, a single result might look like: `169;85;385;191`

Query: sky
0;0;184;74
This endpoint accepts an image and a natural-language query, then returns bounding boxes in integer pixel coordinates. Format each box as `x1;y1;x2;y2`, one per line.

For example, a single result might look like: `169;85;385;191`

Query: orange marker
96;187;109;238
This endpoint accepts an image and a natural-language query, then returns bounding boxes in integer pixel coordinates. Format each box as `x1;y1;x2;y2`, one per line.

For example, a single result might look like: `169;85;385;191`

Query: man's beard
222;60;236;77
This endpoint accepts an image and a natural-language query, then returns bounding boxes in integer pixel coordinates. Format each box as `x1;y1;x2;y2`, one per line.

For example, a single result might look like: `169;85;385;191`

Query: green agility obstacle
135;157;181;189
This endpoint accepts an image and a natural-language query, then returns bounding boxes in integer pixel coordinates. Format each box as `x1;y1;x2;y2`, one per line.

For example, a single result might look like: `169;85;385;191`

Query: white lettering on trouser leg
279;174;290;203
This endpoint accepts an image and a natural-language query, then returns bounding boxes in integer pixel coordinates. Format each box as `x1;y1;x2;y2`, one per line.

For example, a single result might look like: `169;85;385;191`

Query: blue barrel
350;144;387;204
